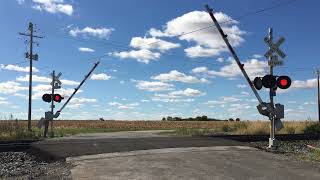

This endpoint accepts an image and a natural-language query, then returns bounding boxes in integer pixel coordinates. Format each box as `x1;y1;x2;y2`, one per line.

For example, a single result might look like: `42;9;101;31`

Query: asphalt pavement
28;130;320;180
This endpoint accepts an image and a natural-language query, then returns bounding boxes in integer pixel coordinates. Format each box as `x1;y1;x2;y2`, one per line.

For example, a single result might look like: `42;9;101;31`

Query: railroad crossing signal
42;94;64;103
253;75;291;90
264;36;286;59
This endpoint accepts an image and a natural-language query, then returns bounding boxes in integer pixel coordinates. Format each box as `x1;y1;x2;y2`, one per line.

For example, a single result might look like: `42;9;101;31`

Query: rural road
31;130;320;180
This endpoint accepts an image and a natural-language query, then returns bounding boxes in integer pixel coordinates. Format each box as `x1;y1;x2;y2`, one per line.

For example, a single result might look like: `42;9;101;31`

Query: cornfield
0;120;317;140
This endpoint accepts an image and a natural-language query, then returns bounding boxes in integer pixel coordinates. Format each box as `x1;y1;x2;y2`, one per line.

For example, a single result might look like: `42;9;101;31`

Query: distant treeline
161;116;241;121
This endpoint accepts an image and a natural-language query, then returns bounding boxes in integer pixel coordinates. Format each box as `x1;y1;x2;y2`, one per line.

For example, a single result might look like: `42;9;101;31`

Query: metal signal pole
317;69;320;122
19;22;43;131
268;28;276;148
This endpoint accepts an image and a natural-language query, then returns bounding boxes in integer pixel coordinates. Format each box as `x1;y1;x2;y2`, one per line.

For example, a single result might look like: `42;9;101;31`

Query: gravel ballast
0;151;72;180
250;140;320;162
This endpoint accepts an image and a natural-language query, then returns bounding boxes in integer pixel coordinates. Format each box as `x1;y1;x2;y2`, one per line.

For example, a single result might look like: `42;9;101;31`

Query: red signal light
53;94;64;103
277;76;291;89
280;79;288;86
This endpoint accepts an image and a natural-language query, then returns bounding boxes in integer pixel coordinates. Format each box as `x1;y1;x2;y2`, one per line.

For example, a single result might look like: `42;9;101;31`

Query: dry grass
0;120;318;140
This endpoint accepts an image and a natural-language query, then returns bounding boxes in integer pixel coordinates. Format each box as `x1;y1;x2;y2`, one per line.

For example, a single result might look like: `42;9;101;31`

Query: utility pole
317;69;320;122
19;22;43;131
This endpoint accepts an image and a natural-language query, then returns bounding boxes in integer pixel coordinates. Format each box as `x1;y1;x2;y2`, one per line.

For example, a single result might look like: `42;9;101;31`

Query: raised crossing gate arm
55;61;100;116
205;5;265;107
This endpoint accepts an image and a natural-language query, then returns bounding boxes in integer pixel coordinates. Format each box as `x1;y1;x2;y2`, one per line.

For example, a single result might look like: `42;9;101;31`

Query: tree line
161;116;240;122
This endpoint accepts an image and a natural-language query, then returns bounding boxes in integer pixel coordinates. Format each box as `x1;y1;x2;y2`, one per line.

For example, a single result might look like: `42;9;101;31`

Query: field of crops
1;120;319;140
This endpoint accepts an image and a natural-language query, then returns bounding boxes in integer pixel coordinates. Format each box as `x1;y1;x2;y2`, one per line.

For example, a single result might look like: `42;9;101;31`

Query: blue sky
0;0;319;120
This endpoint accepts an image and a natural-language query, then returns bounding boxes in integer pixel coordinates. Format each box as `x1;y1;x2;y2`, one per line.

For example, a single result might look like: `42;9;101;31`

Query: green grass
300;149;320;162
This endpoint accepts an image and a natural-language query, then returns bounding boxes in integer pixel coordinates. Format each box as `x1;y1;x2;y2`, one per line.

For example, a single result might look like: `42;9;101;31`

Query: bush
303;123;320;134
228;118;234;122
236;118;240;121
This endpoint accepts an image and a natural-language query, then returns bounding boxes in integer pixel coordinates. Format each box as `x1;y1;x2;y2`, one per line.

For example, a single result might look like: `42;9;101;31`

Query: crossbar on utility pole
19;22;43;131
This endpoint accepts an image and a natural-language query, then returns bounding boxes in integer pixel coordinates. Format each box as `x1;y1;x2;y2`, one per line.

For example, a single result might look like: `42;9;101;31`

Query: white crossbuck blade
264;36;286;59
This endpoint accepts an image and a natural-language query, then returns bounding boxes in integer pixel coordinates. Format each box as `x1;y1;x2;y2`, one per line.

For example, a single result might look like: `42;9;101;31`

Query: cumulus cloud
17;0;25;5
152;88;205;103
205;96;241;106
237;84;247;88
108;101;139;110
69;27;114;39
90;73;111;80
148;11;245;58
109;49;160;64
152;70;209;83
134;80;174;92
70;98;97;104
0;81;28;94
130;37;180;52
291;79;317;89
32;0;73;16
78;47;95;52
0;64;39;73
191;58;268;80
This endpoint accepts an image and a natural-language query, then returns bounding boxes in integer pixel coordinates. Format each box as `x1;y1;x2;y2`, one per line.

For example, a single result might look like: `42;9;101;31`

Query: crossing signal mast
205;5;291;149
40;62;100;138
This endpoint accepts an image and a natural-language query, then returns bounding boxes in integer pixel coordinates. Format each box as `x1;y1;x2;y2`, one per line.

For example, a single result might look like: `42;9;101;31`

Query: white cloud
32;0;73;16
253;54;263;59
78;47;95;52
141;99;150;102
109;102;122;106
108;101;139;110
0;64;39;73
152;88;204;103
205;96;241;106
217;57;224;63
66;98;97;109
241;91;249;96
291;79;317;89
135;80;174;92
16;75;79;85
17;0;25;5
69;27;114;39
90;73;111;80
0;81;28;94
130;37;180;52
170;88;205;97
152;70;209;83
237;84;247;88
109;49;160;64
191;59;268;80
148;11;245;58
184;45;226;58
70;98;97;104
0;101;9;105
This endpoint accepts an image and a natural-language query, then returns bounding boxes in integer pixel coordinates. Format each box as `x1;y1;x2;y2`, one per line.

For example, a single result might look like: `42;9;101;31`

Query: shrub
236;118;240;121
303;123;320;134
228;118;234;122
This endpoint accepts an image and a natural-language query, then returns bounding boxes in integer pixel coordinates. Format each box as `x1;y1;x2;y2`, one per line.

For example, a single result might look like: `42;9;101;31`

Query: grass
0;120;319;140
